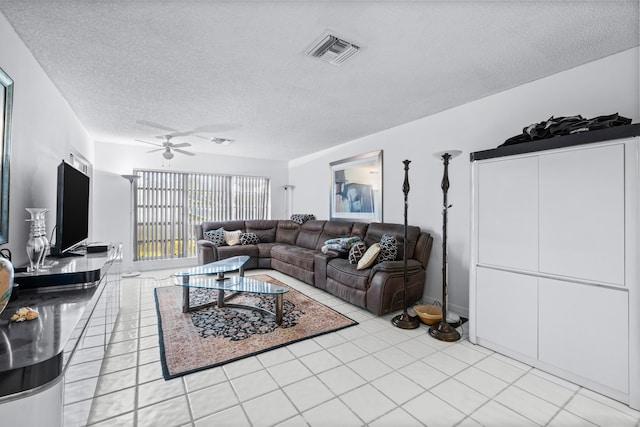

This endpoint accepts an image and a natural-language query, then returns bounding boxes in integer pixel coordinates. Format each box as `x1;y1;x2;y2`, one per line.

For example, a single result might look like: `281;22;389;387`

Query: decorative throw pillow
357;243;381;270
240;232;260;245
203;227;226;247
349;241;367;264
290;214;316;224
224;229;243;246
377;234;398;263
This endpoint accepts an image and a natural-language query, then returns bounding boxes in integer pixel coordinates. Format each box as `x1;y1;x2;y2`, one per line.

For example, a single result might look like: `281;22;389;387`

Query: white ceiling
0;1;638;161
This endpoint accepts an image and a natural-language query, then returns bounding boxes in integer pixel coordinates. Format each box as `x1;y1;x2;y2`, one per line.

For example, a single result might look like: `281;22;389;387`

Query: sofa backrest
364;222;420;260
351;222;369;240
295;220;325;250
197;220;246;239
314;221;355;250
245;220;279;243
275;220;301;245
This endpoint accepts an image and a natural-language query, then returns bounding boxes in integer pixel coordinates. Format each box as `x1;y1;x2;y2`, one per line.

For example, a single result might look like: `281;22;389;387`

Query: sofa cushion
203;227;226;247
271;244;317;271
240;232;260;245
256;242;277;258
377;234;398;262
327;258;371;291
275;221;301;245
357;243;380;270
216;244;259;259
348;241;367;264
246;220;278;243
296;220;325;250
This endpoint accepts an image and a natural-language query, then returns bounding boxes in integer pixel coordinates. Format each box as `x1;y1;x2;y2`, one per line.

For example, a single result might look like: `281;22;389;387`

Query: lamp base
392;313;421;329
429;320;461;342
121;271;141;278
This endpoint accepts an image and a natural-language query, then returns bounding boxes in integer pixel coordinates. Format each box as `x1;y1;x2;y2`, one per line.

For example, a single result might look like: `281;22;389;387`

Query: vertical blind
133;170;270;261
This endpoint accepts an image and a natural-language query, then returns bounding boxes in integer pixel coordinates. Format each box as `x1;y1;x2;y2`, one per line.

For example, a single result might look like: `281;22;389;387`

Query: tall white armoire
469;124;640;410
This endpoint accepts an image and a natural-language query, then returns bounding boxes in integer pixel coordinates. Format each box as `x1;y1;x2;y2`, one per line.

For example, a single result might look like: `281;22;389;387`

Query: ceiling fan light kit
136;134;196;159
162;149;174;160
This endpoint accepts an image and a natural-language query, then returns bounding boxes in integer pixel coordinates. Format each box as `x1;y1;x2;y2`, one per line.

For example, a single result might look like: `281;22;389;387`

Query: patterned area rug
154;274;358;379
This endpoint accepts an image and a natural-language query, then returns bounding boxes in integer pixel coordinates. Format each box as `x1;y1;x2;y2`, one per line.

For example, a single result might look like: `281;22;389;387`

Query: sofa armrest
314;251;340;290
197;239;218;265
413;232;433;269
366;259;426;316
369;259;423;277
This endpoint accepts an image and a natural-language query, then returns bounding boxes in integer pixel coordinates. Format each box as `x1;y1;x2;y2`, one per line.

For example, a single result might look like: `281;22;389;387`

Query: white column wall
288;47;640;317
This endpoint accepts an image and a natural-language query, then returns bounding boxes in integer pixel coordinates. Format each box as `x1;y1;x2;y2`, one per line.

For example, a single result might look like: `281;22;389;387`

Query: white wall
92;142;289;270
289;47;640;317
0;12;94;266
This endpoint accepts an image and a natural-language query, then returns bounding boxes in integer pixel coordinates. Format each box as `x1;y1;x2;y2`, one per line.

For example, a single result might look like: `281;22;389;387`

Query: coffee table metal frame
174;256;288;324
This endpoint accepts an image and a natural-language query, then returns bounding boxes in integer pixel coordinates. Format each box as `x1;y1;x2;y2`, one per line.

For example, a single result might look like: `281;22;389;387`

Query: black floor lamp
429;150;462;342
392;160;421;329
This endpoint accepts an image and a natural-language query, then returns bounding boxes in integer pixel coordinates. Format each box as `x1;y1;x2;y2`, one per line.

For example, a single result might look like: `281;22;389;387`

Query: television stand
57;249;86;257
15;244;116;289
48;247;87;258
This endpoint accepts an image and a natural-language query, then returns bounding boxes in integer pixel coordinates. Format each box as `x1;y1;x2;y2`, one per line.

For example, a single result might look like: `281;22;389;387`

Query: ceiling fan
135;135;195;160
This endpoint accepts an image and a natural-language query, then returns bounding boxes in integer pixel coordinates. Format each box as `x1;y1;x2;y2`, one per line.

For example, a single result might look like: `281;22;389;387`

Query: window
133;170;270;261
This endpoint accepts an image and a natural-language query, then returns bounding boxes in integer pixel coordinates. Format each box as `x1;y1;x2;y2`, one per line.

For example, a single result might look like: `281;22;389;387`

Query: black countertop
0;249;119;399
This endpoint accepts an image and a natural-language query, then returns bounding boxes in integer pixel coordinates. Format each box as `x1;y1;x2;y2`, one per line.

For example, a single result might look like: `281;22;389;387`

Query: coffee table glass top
175;255;250;277
175;275;288;295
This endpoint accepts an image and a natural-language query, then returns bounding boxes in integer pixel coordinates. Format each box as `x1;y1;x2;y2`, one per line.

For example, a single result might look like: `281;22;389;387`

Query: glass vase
25;208;48;272
35;209;49;269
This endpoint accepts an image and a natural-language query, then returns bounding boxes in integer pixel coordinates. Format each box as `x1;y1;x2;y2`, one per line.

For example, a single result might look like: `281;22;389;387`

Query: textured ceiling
0;1;638;161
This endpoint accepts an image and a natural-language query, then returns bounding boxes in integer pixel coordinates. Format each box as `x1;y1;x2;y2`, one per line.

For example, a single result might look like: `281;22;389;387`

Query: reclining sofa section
195;220;433;316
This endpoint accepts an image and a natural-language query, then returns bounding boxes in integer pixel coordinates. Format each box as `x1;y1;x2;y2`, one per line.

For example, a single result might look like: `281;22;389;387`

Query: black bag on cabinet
499;113;632;148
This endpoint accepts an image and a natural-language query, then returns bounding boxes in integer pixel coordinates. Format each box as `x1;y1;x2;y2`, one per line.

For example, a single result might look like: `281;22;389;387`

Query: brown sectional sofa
195;219;433;316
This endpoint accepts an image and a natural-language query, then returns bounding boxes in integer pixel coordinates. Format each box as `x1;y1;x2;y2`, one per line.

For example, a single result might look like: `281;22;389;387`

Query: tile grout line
87;269;640;427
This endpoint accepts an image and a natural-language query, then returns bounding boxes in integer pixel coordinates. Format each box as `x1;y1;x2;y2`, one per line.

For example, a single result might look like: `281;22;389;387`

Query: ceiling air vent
306;34;360;67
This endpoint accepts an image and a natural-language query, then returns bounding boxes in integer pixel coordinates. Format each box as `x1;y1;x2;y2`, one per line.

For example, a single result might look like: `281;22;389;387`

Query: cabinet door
539;144;625;285
476;267;538;359
478;157;538;271
539;278;628;393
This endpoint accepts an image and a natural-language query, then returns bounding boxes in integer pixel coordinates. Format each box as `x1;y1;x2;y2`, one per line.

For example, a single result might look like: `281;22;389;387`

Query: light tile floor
67;269;640;426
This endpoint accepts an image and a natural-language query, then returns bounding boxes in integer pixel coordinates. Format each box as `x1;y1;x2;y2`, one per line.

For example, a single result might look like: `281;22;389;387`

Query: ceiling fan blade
135;139;163;147
174;149;196;156
171;142;192;148
136;120;179;133
193;123;242;133
146;148;164;153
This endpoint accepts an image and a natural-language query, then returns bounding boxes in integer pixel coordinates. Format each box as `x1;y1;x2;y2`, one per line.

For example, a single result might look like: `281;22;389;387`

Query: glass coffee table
174;256;289;324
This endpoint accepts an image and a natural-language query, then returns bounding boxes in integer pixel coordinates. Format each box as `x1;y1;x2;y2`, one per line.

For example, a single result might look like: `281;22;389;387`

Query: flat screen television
52;160;90;256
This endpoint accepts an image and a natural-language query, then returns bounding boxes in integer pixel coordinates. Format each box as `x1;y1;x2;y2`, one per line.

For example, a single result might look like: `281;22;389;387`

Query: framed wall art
330;150;382;222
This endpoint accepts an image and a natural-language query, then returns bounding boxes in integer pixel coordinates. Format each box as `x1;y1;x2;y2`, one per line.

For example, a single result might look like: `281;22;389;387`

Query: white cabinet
539;145;625;285
470;133;640;409
476;267;538;359
478;156;538;271
539;278;628;394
